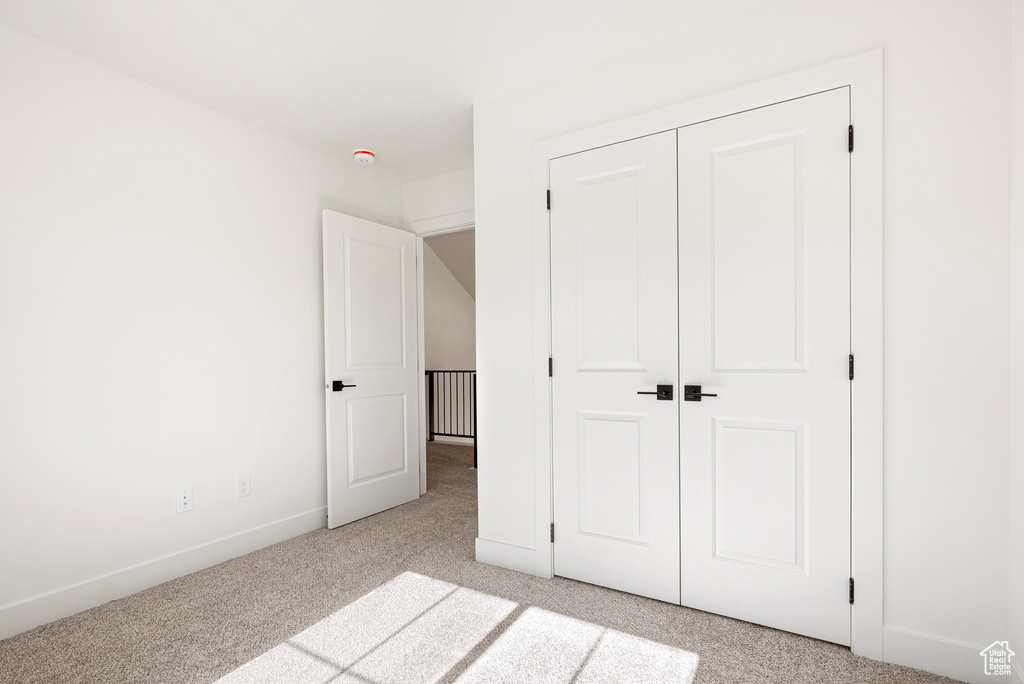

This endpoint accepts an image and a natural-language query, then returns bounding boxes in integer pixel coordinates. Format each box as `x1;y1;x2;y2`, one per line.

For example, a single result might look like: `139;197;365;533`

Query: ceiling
425;229;475;298
0;0;775;185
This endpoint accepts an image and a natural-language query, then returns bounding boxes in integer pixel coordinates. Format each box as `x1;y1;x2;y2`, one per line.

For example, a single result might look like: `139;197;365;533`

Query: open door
323;209;420;529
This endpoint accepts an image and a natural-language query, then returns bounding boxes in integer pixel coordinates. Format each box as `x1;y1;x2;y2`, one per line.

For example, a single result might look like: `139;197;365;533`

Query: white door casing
550;130;680;604
529;52;882;658
678;88;851;644
323;210;420;529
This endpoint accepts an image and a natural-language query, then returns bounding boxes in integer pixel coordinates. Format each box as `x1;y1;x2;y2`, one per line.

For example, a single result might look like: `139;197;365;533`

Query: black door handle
637;384;673;401
332;381;357;392
684;385;717;402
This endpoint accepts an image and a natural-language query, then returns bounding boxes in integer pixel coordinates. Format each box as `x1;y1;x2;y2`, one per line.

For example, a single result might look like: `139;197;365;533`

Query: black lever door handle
684;385;717;402
332;381;357;392
637;384;673;401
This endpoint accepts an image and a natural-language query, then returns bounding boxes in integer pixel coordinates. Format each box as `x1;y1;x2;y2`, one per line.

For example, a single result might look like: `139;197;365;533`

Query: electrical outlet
176;486;193;513
237;474;251;498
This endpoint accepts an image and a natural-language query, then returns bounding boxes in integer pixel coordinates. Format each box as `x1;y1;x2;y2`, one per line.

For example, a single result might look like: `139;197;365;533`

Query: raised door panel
713;134;806;371
345;237;406;370
577;411;646;544
577;167;645;371
348;395;408;486
713;418;806;573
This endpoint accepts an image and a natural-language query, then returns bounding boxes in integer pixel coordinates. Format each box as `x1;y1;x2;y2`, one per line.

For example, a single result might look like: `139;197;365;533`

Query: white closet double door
550;88;852;645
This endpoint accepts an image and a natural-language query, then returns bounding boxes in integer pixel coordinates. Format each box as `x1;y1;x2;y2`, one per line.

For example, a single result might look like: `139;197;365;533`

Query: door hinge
546;189;551;210
550;522;555;543
849;577;855;604
549;357;553;377
849;354;855;380
848;125;854;153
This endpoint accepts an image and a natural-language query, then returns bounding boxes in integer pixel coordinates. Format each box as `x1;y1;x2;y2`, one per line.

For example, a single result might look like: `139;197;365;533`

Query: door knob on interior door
684;385;717;402
637;384;673;401
332;381;357;391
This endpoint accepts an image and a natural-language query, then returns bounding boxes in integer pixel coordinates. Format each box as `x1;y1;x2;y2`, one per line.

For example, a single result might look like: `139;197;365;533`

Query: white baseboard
883;626;996;684
432;436;474;446
0;507;327;641
475;537;538;576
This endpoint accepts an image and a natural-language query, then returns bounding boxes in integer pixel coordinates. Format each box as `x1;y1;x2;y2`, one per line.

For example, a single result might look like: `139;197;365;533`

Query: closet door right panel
678;87;851;645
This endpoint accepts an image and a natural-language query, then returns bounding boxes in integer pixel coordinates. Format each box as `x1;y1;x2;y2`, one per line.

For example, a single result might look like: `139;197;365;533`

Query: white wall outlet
237;474;251;498
176;486;193;513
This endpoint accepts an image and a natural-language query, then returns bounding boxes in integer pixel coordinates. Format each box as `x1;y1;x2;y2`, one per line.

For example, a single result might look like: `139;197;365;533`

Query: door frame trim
412;217;476;495
529;50;883;658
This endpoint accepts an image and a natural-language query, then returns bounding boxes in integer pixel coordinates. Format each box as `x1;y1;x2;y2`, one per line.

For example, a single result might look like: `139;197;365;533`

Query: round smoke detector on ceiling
353;149;375;165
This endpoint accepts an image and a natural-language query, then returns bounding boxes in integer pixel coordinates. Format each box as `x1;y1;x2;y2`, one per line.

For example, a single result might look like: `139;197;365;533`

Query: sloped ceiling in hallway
425;230;475;298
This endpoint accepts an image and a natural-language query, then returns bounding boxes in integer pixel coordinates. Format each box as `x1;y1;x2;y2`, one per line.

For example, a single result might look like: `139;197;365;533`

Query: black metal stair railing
425;370;477;468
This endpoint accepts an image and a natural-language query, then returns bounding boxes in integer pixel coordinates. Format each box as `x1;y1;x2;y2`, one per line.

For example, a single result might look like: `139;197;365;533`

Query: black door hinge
849;354;855;380
550;522;555;543
549;357;553;377
849;578;855;604
848;125;854;153
546;190;551;210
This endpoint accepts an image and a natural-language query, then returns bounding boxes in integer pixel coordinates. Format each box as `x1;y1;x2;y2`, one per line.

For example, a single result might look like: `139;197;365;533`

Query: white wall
473;0;1011;680
423;243;476;370
0;26;403;638
403;167;475;233
1011;2;1024;681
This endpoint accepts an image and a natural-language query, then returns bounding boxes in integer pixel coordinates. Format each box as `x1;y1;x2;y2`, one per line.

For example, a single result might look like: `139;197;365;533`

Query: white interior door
323;210;420;529
678;88;851;644
550;130;680;604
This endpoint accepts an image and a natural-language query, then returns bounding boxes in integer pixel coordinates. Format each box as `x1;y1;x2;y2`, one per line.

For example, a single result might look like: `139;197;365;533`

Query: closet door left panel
549;130;680;604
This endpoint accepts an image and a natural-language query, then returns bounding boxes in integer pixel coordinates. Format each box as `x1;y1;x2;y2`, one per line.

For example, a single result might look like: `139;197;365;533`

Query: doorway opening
420;227;476;487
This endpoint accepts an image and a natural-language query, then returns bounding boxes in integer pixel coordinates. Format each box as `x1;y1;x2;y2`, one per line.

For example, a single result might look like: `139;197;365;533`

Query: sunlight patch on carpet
455;606;699;683
216;572;698;683
217;572;515;684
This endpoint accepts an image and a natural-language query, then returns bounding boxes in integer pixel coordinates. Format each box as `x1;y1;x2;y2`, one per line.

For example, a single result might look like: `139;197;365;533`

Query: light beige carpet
215;572;700;683
0;443;959;684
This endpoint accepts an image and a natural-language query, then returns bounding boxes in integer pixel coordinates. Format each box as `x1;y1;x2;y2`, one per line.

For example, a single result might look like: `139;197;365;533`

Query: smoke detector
353;149;375;165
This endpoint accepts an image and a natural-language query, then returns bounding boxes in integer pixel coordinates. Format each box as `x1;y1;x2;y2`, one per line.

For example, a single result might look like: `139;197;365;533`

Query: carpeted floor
0;442;958;684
